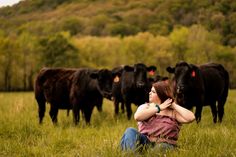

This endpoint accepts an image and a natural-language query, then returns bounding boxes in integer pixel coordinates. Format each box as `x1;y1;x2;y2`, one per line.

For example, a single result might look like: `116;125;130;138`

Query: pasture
0;91;236;157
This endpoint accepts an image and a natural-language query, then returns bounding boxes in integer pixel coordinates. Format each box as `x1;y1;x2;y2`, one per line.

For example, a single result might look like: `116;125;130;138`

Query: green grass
0;91;236;157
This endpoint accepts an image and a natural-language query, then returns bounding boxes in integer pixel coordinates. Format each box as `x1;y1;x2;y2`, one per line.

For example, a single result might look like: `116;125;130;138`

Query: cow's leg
37;100;46;124
217;100;225;123
71;95;80;125
84;106;93;125
195;105;202;123
125;102;132;120
72;104;80;125
210;103;217;123
49;105;58;124
96;97;103;112
121;101;125;113
67;109;70;117
35;93;46;124
210;102;217;123
114;99;119;115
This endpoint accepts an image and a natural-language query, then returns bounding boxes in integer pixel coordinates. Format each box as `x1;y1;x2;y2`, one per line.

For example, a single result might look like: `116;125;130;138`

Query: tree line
0;27;235;91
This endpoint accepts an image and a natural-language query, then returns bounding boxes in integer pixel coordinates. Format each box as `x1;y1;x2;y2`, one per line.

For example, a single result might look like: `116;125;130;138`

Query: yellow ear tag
114;76;120;82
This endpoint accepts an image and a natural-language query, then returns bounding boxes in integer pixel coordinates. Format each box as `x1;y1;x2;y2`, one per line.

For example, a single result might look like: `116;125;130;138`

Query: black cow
34;67;116;125
120;63;157;119
166;61;229;123
34;68;76;124
70;68;116;125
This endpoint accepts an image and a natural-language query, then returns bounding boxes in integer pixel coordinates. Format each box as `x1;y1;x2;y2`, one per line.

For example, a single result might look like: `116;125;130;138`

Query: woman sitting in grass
120;81;195;152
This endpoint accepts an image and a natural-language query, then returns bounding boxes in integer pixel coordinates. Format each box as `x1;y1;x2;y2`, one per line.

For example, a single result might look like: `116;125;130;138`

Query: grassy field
0;91;236;157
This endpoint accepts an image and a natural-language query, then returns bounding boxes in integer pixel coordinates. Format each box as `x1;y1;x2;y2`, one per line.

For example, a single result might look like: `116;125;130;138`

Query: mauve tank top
138;114;181;145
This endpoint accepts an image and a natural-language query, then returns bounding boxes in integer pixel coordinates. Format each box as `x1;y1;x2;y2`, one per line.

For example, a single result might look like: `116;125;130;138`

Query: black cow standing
70;68;115;125
166;61;229;123
120;63;157;120
34;67;116;125
34;68;76;124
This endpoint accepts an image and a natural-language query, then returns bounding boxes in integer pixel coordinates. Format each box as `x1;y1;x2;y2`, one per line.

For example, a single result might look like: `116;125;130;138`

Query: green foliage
169;26;189;61
61;17;84;36
16;32;38;90
85;14;111;36
122;8;157;31
39;33;79;67
1;0;236;46
107;23;140;37
0;91;236;156
0;36;19;91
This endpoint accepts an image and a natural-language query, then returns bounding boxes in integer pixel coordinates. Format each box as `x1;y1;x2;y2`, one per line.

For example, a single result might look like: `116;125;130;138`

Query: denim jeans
120;127;176;152
120;127;152;151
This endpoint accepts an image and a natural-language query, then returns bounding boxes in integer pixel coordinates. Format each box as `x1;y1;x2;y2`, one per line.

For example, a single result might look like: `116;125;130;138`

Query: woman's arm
134;99;173;121
134;103;157;121
171;102;195;124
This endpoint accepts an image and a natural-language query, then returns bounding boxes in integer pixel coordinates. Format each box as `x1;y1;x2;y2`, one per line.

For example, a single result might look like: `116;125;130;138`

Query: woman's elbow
186;114;196;123
134;113;143;121
134;114;139;121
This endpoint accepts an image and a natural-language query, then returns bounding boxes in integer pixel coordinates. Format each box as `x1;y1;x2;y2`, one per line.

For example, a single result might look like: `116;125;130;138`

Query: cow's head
166;61;198;109
124;63;157;88
90;69;118;100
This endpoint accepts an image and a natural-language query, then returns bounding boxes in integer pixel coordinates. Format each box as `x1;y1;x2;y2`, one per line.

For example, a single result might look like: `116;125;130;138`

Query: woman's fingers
160;98;173;110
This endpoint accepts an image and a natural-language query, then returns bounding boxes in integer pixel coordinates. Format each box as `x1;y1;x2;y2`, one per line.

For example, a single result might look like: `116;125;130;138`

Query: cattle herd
34;61;229;125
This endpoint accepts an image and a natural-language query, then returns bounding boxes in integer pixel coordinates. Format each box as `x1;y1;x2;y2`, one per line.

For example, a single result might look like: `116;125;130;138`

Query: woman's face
149;86;161;104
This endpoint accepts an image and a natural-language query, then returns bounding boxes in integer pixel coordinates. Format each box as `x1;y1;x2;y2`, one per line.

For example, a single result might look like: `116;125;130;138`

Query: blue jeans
120;127;176;152
120;127;152;151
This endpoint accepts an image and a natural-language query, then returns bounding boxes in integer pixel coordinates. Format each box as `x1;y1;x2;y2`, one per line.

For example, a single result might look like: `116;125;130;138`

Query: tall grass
0;91;236;157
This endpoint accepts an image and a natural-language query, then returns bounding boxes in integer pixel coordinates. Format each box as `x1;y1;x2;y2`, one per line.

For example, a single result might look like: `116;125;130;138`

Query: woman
120;81;195;152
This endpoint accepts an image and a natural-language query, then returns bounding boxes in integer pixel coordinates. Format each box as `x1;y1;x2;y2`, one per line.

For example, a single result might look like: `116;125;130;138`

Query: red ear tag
191;71;196;77
149;70;155;76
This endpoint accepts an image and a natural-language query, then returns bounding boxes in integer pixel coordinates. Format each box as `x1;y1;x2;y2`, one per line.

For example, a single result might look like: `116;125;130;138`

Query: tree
39;33;79;68
169;26;189;61
17;32;38;90
0;36;17;91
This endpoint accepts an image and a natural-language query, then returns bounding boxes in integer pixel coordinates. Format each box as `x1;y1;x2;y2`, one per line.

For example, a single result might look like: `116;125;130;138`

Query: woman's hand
171;102;195;123
159;98;173;111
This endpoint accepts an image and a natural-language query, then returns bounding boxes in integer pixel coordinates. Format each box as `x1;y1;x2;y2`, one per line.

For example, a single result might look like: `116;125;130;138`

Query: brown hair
153;81;174;103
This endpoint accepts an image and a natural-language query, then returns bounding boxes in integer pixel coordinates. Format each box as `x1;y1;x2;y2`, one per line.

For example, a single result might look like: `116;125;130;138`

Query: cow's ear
166;66;175;73
90;72;98;79
112;72;121;78
112;68;123;77
147;66;157;72
124;65;134;72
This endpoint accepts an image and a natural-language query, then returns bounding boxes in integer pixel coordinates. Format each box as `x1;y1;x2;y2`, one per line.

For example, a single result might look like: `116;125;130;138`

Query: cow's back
35;68;76;108
70;68;102;107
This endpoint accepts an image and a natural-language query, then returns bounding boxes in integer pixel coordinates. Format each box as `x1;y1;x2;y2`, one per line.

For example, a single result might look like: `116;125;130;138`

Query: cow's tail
34;70;47;124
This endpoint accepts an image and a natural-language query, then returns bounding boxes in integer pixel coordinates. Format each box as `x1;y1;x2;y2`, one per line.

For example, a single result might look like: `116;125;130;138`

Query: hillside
1;0;236;46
